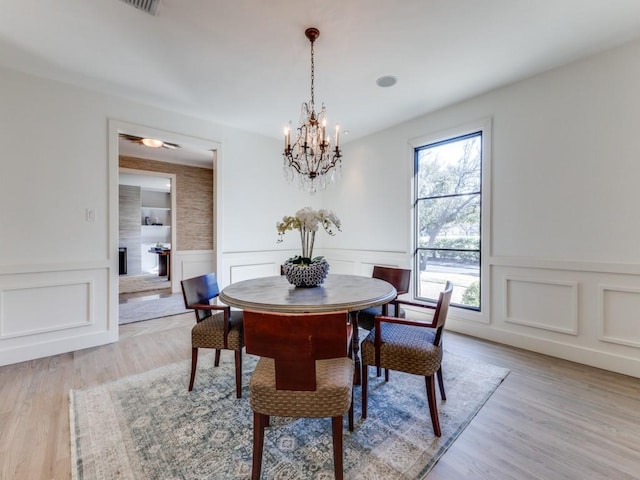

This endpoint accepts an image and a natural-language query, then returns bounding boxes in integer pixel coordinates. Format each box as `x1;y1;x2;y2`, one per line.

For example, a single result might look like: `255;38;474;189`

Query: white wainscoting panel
599;285;640;348
220;249;410;288
504;276;578;335
324;250;411;277
174;250;215;288
359;261;406;277
1;281;92;338
230;263;277;284
220;250;297;288
0;266;111;366
323;258;356;275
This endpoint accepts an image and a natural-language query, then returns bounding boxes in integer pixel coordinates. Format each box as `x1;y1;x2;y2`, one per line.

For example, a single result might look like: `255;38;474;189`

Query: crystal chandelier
283;27;342;195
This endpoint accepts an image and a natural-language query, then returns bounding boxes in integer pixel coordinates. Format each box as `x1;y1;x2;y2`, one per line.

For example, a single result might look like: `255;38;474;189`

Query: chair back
181;273;221;322
372;266;411;296
243;310;349;391
432;281;454;346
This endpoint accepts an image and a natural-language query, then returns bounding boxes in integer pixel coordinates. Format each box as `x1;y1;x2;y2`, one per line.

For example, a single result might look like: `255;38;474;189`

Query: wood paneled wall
119;156;214;251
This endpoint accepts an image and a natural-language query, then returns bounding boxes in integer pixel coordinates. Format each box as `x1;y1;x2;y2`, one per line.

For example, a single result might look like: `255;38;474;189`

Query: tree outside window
414;131;482;310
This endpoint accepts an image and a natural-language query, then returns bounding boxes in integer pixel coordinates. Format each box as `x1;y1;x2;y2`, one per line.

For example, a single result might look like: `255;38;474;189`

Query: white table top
219;274;397;313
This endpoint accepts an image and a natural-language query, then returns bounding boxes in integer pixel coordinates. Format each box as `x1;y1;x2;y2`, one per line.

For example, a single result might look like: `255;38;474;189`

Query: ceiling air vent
120;0;161;16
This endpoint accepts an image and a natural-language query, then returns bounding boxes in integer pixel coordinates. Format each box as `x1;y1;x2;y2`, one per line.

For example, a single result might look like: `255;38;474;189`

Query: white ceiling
3;0;640;165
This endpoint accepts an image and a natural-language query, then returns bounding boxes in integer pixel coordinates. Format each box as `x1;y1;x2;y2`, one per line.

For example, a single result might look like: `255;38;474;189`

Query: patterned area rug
70;352;509;479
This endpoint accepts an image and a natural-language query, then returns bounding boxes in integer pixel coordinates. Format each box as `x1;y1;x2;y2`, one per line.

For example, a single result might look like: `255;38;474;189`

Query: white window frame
409;118;492;324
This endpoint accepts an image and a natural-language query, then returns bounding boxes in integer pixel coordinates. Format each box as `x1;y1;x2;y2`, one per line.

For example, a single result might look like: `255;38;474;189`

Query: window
414;131;482;310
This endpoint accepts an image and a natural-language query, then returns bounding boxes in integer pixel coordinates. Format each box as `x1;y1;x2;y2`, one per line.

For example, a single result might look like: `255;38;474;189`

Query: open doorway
112;122;218;326
118;170;175;295
118;168;179;325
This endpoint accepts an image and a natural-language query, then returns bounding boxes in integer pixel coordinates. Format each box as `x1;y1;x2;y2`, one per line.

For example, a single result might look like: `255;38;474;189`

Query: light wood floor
1;315;639;479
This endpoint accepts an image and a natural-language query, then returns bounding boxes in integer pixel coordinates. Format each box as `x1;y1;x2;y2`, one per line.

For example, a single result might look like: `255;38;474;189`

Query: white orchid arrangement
277;207;341;265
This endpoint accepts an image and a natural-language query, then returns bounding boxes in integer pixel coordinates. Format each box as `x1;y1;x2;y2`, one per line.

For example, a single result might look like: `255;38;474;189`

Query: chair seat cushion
249;357;354;418
361;323;441;377
191;310;244;350
357;304;405;331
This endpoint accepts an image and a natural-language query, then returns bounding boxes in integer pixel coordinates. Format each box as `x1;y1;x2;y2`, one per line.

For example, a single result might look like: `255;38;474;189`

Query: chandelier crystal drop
283;27;342;195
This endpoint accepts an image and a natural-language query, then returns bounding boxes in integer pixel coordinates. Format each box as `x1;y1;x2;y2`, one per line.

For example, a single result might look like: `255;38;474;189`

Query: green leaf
290;256;312;265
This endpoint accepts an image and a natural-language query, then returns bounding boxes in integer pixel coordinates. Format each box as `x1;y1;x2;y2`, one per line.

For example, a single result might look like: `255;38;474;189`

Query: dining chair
356;266;411;331
243;309;354;480
180;273;244;398
360;281;453;437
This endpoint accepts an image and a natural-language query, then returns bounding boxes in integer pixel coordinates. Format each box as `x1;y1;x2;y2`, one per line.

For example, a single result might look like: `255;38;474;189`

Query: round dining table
219;273;396;313
219;273;397;384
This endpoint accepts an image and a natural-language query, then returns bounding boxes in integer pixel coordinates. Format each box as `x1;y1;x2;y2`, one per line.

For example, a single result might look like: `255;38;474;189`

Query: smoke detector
376;76;398;88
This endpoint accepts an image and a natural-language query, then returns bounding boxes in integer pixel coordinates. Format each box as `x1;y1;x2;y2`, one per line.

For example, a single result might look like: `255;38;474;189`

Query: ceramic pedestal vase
282;259;330;287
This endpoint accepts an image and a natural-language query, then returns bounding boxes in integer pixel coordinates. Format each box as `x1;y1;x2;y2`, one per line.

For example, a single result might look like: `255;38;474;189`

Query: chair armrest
375;314;436;329
395;299;437;310
187;303;230;313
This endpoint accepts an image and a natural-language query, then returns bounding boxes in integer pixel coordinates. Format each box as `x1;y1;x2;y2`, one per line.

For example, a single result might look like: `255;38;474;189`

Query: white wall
0;65;290;365
216;131;327;286
322;38;640;378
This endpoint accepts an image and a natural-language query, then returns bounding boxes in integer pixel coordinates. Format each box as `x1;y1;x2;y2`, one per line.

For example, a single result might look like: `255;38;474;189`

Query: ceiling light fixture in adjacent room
141;138;164;148
119;134;181;150
283;27;342;195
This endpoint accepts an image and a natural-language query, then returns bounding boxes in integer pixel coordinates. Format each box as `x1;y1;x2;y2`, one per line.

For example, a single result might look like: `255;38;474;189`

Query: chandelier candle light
283;27;342;195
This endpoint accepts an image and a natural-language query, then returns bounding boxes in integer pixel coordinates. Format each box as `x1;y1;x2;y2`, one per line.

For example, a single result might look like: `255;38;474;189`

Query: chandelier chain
310;38;315;110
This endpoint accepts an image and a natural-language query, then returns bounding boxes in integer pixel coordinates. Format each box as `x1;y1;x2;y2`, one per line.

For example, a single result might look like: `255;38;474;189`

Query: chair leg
214;349;221;367
384;368;389;382
350;314;362;386
437;366;446;401
348;388;354;432
376;366;381;377
235;349;243;398
425;375;441;437
188;347;198;391
361;364;368;419
331;416;344;480
252;412;267;480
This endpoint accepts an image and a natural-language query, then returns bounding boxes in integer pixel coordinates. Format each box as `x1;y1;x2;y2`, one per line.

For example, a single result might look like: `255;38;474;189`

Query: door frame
108;119;221;334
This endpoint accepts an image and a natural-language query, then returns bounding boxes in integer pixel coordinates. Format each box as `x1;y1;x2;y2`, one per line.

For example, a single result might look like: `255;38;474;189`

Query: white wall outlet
86;208;96;222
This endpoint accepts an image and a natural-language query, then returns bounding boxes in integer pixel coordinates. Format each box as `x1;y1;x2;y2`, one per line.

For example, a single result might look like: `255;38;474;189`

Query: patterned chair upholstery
356;266;411;331
243;309;354;480
361;281;453;437
181;273;244;398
